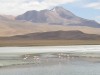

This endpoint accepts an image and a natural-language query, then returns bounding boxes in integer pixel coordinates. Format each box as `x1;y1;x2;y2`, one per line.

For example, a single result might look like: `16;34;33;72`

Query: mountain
0;18;100;37
0;15;10;21
16;6;100;28
0;15;100;37
2;15;15;20
0;6;100;37
2;31;100;40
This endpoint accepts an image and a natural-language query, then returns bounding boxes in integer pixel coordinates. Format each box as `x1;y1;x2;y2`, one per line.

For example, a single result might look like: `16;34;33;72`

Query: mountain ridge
1;30;100;40
0;6;100;37
16;6;100;28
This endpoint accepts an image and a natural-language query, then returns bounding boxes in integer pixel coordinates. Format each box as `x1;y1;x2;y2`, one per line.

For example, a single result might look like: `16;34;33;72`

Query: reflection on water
0;57;100;75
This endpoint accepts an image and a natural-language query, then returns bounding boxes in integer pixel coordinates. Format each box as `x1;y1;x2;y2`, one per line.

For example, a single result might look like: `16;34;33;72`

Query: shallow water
0;45;100;75
0;58;100;75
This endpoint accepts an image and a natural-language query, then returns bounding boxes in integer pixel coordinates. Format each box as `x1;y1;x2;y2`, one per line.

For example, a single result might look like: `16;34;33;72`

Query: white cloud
94;16;100;23
85;2;100;9
43;0;75;6
0;0;76;16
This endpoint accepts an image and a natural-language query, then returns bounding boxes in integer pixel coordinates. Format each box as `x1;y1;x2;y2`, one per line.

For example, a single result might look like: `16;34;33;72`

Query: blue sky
0;0;100;23
62;0;100;23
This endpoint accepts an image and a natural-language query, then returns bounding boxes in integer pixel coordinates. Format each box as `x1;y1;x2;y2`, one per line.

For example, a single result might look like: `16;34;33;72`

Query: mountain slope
0;17;100;37
0;6;100;37
2;31;100;40
16;6;100;28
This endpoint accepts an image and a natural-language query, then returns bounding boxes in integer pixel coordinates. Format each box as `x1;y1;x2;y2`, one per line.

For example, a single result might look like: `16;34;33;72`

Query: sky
0;0;100;23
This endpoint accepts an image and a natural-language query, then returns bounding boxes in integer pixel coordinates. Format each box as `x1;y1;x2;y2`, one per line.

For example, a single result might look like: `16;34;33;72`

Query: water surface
0;45;100;75
0;58;100;75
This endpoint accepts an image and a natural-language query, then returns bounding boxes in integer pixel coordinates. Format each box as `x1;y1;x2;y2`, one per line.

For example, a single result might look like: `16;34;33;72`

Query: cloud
43;0;75;6
0;0;76;16
95;16;100;23
85;2;100;9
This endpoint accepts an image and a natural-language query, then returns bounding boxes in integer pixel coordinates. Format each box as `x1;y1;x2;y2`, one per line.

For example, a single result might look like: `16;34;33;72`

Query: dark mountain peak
51;6;64;11
7;30;100;40
54;6;63;9
40;9;49;12
51;6;74;16
15;6;100;28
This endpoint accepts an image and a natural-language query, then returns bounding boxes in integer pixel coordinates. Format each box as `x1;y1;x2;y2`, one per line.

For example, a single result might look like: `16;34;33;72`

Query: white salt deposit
0;45;100;53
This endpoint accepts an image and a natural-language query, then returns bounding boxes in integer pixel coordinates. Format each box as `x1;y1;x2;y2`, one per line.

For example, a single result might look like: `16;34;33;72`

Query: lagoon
0;57;100;75
0;45;100;75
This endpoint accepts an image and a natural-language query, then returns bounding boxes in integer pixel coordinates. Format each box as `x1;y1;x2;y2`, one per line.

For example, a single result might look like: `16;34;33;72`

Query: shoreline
0;45;100;53
0;40;100;46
